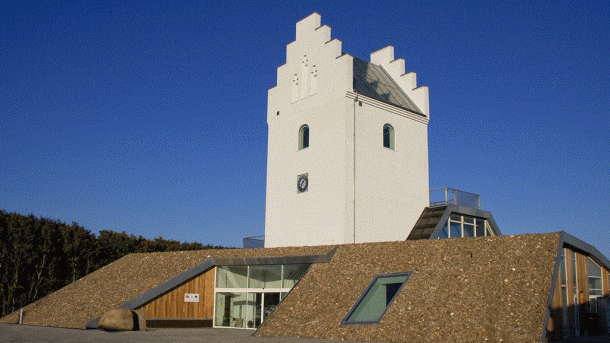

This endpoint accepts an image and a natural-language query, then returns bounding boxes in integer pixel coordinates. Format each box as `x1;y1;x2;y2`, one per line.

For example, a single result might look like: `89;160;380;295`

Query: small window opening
299;125;309;150
341;272;411;325
383;124;394;149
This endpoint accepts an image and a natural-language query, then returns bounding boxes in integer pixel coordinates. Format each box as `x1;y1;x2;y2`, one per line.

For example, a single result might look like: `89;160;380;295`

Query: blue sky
1;1;608;256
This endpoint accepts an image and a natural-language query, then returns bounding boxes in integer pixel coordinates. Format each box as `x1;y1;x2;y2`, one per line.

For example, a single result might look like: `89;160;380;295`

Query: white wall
265;13;429;247
351;94;429;243
265;14;353;247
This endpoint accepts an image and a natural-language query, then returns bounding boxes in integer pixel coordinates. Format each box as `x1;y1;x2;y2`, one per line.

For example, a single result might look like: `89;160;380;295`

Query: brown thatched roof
0;245;333;329
255;233;562;342
4;232;607;342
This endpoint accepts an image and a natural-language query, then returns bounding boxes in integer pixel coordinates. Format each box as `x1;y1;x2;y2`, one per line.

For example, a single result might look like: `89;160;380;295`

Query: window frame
587;257;603;313
298;124;309;150
341;271;412;325
383;124;395;150
439;214;492;239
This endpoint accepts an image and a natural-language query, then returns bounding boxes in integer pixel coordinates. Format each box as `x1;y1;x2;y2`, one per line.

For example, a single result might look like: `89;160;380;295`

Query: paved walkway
0;323;368;343
2;323;609;342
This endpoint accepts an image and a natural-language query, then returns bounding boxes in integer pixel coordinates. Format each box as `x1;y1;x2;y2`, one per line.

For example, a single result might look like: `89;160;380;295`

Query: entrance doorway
214;291;283;329
253;292;281;327
214;264;310;329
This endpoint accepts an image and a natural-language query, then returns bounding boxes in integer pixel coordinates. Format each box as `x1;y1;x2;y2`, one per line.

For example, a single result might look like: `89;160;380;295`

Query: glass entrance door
252;292;280;327
214;264;311;329
253;293;262;328
238;292;280;328
263;293;280;322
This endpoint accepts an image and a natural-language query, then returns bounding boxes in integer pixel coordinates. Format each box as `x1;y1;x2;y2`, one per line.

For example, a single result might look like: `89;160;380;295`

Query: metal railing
243;235;265;249
429;187;481;209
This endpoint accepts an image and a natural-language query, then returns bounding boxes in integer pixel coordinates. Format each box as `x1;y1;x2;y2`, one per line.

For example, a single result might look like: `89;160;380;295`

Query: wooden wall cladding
548;265;563;340
548;248;610;339
138;267;215;319
575;253;589;303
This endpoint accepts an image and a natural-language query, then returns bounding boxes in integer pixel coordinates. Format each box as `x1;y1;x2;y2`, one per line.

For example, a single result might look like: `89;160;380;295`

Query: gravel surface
0;323;374;343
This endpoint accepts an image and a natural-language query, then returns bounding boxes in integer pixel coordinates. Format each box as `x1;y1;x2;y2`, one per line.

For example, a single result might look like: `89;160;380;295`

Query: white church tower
265;13;430;247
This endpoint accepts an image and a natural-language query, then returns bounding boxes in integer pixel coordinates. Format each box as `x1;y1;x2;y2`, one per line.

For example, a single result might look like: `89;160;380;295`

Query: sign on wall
184;293;200;302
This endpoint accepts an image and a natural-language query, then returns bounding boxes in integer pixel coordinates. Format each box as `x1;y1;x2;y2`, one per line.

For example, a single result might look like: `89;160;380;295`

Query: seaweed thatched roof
0;245;333;329
256;233;563;342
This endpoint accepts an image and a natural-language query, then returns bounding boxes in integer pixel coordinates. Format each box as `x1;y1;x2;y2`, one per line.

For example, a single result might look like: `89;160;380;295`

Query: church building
265;13;430;247
2;13;608;343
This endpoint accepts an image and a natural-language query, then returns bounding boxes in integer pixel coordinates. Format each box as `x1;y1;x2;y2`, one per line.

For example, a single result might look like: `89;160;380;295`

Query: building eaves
559;231;610;270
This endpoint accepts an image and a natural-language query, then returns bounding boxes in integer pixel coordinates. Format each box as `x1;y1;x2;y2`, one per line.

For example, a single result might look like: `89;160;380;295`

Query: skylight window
341;272;411;325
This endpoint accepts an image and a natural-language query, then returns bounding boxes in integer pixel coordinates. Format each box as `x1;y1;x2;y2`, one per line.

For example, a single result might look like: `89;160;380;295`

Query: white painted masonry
265;13;429;247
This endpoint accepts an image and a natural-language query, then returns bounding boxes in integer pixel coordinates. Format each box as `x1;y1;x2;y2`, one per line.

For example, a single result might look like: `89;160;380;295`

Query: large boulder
98;308;135;331
132;309;147;331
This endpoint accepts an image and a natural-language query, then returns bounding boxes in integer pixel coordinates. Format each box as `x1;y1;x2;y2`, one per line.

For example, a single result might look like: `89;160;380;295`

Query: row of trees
0;210;224;318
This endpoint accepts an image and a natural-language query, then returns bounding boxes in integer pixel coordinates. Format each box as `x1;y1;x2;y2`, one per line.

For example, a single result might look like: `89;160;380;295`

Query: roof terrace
429;187;481;210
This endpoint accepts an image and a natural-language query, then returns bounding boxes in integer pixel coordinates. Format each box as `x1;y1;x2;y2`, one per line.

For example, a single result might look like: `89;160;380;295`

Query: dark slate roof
0;245;334;329
407;204;502;240
256;233;564;342
407;206;447;240
352;57;423;115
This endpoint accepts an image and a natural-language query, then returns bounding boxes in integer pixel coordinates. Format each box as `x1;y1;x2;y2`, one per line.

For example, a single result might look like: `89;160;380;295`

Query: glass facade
438;214;493;239
216;266;248;288
214;264;310;329
587;258;603;296
282;264;310;288
249;265;282;288
587;258;603;313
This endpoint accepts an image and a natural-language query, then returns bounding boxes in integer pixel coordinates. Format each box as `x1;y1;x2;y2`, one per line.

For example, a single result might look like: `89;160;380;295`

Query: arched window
299;125;309;150
383;124;394;149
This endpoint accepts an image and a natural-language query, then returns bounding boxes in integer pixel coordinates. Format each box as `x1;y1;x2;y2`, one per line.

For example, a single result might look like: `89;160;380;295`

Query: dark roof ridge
559;231;610;268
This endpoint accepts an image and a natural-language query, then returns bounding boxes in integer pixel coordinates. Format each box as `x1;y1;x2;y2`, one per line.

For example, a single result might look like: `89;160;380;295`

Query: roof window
341;272;411;325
